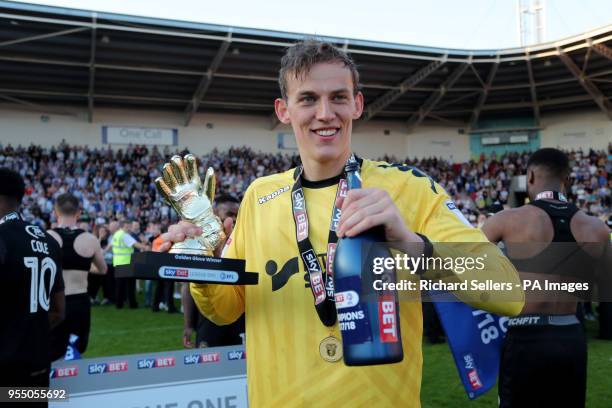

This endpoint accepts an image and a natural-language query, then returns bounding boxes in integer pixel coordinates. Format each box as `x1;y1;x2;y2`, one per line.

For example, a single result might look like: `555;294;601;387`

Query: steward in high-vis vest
112;228;134;267
110;220;148;308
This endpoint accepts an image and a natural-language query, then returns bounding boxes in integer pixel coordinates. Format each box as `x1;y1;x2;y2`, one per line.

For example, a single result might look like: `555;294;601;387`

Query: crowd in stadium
1;141;609;231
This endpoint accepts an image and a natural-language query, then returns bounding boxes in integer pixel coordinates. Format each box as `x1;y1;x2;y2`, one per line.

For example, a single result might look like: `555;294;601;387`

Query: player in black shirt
0;168;65;391
483;148;610;407
48;193;106;358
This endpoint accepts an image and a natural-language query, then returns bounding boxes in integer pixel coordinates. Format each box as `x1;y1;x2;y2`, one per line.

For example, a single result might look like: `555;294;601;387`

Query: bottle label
378;295;400;343
335;276;372;344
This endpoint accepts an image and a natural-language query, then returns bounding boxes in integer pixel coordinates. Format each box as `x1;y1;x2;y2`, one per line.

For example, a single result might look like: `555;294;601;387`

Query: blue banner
431;293;508;399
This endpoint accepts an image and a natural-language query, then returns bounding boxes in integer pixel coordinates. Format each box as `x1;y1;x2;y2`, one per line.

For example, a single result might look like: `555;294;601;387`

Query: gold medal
319;336;343;363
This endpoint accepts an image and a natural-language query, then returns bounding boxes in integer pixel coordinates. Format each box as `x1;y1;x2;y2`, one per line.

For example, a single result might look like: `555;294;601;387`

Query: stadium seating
0;142;609;229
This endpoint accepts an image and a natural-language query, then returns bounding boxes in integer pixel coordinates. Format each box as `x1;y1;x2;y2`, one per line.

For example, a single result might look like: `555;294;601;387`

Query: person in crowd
48;193;107;357
4;141;608;231
151;224;178;313
110;219;148;309
88;224;111;304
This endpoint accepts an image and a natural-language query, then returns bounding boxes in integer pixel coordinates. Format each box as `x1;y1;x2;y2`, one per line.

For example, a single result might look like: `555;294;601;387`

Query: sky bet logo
88;361;128;375
468;369;483;390
137;356;176;369
50;366;78;378
183;352;220;365
162;268;189;278
227;350;246;360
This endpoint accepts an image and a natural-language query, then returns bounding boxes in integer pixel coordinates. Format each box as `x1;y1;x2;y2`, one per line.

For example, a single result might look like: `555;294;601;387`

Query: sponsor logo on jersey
378;298;399;343
88;361;128;375
467;369;483;390
258;185;290;205
50;366;78;378
184;352;220;365
227;350;246;360
25;225;46;239
335;290;359;309
137;356;175;369
0;212;20;224
445;200;472;227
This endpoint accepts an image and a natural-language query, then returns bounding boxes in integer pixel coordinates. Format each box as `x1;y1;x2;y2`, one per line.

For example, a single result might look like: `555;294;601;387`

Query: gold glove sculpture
155;154;225;255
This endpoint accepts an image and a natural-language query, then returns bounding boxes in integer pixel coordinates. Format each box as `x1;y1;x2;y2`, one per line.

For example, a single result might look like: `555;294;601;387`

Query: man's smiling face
275;62;364;169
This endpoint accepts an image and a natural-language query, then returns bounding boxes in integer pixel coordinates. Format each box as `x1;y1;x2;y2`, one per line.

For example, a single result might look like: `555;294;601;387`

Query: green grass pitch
85;297;612;407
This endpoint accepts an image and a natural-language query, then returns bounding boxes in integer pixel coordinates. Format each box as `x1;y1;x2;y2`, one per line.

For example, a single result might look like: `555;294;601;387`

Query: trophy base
169;239;213;256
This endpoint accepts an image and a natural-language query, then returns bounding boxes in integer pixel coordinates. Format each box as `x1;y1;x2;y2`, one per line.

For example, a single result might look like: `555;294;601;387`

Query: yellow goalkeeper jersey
191;158;523;407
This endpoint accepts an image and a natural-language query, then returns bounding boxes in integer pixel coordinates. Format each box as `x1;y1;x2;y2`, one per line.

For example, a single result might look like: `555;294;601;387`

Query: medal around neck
155;154;224;256
114;154;258;286
319;336;343;363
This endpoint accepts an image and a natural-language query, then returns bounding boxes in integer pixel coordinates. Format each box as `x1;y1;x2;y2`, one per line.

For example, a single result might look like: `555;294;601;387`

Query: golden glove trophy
155;154;224;255
114;154;258;286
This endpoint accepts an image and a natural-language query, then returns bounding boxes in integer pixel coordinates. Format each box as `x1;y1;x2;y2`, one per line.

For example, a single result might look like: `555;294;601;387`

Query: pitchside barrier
50;345;247;408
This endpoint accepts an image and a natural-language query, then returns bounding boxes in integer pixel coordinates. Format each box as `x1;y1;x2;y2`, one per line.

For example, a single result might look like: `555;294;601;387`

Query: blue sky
11;0;612;49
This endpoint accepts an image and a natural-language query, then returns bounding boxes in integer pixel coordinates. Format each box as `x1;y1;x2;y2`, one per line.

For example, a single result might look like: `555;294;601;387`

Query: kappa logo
227;350;246;360
137;357;175;369
258;185;290;205
50;366;78;378
88;361;128;375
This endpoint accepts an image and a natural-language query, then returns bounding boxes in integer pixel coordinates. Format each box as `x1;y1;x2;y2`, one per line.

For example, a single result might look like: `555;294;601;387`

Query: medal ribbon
290;155;356;327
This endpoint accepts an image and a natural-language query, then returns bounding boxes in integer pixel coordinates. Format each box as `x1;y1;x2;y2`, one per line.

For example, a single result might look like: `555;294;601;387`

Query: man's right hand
159;218;234;256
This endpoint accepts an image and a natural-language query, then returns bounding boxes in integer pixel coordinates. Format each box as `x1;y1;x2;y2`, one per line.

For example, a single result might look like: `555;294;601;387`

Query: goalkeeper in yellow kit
160;40;524;407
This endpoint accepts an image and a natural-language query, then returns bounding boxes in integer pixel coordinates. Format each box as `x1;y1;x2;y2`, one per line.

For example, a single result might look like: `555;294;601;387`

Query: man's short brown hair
278;40;360;99
55;193;80;216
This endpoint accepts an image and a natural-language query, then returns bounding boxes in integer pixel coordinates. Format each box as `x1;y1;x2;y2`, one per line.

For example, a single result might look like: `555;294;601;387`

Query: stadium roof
0;0;611;131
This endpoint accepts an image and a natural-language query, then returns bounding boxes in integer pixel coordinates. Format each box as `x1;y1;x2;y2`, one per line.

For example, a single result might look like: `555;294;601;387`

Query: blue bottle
333;158;403;366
